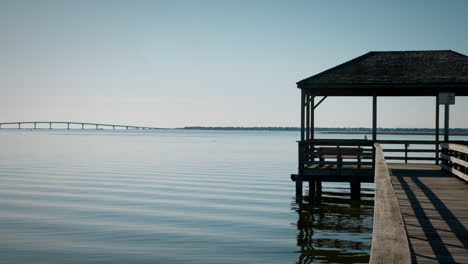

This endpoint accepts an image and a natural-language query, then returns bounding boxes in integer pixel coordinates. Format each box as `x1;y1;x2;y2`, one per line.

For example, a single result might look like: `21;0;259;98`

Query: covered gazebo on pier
292;50;468;200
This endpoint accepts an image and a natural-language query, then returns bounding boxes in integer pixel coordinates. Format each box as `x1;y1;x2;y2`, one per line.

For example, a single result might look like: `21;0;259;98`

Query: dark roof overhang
297;83;468;96
297;50;468;96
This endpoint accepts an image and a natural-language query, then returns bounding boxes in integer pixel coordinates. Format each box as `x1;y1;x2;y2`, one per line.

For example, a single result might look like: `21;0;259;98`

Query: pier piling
295;175;303;201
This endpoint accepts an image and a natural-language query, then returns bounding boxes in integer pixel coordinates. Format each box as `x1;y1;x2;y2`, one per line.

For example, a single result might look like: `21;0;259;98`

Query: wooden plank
378;139;465;145
302;138;373;145
385;156;437;161
383;149;435;153
305;151;373;157
291;174;374;183
369;144;411;264
305;161;373;166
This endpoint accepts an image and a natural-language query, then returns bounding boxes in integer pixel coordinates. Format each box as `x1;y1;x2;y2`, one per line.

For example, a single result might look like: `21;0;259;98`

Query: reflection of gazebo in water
293;190;374;264
291;50;468;200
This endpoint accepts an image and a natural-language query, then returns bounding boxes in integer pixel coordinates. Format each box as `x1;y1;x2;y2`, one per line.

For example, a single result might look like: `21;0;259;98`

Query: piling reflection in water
291;186;374;264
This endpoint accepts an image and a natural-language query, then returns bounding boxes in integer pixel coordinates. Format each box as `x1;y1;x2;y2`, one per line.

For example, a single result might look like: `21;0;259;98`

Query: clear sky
2;0;468;128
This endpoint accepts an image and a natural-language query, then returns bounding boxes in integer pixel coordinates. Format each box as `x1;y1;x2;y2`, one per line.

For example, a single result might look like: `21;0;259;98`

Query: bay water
2;129;456;264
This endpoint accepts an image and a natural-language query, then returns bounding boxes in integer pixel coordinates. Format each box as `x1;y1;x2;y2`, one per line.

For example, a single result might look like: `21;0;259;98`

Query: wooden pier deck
388;163;468;263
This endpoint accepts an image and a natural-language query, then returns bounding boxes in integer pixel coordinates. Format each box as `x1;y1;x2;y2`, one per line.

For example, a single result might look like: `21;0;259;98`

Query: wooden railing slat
441;164;468;182
441;143;468;153
441;153;468;168
385;156;437;161
370;143;411;263
383;149;435;153
440;143;468;182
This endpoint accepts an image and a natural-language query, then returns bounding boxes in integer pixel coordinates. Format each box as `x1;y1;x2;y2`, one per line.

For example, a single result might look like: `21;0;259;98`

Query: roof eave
296;83;468;96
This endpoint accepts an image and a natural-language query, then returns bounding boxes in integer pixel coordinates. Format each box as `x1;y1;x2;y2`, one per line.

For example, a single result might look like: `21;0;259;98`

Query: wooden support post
298;142;304;174
404;144;409;164
444;104;449;142
436;96;440;164
372;95;377;142
372;96;377;178
300;90;305;141
309;180;315;197
96;124;98;130
67;123;70;129
49;122;52;129
350;177;360;200
113;125;115;130
306;94;310;140
18;123;21;129
310;96;315;163
310;96;315;141
82;124;84;129
296;175;303;201
316;180;322;195
34;123;36;129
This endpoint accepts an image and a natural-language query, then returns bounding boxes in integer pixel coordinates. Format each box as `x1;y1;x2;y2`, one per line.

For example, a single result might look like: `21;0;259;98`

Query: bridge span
0;121;160;130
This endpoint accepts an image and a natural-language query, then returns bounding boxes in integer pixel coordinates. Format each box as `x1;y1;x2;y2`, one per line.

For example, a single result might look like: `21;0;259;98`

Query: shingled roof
297;50;468;96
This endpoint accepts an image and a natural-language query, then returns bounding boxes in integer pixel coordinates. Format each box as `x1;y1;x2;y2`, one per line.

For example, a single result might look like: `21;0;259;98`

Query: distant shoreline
318;131;468;136
181;126;468;135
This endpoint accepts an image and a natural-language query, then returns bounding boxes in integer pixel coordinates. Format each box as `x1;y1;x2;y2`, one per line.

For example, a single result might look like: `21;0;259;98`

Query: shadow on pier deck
389;163;468;264
369;143;468;264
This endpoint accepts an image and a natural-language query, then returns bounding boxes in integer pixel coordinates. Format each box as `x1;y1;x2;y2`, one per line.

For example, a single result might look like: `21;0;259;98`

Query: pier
292;50;468;263
0;121;159;130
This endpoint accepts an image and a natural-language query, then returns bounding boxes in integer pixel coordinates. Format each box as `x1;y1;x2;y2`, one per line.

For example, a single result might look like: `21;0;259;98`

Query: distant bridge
0;121;160;130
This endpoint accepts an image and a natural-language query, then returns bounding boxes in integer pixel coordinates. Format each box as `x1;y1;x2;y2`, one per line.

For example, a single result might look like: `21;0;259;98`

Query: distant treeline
182;126;468;133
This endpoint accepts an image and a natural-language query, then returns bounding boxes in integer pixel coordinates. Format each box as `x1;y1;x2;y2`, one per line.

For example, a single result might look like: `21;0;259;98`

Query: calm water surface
0;129;377;264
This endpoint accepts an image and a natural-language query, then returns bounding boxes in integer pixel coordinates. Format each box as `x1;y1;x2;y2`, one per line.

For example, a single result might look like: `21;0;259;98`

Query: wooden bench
317;147;363;167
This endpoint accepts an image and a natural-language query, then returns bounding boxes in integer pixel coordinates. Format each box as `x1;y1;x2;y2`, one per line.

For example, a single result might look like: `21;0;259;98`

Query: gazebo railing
379;139;467;164
297;139;468;175
379;140;440;164
298;139;375;173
